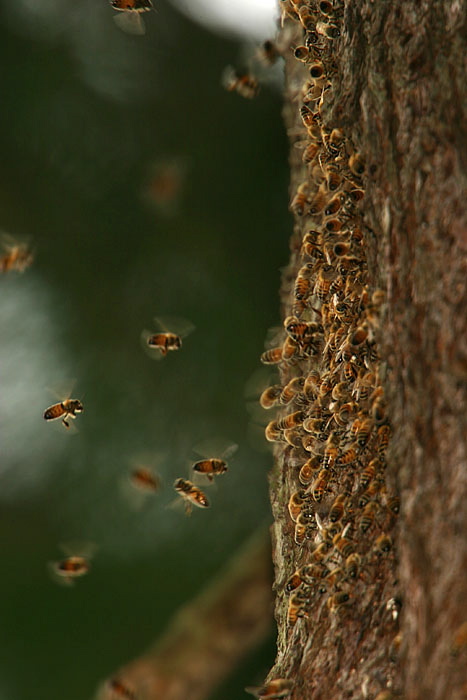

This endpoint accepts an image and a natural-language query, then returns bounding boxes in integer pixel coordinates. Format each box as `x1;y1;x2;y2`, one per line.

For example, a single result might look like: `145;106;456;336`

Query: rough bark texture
264;2;467;700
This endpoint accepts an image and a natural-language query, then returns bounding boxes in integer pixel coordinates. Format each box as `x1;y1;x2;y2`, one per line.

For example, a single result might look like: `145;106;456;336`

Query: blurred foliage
0;1;289;698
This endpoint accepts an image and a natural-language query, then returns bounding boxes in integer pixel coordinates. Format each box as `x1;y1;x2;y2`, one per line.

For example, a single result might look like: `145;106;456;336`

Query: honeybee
43;398;83;429
245;679;294;699
173;478;209;513
324;193;344;217
260;347;284;365
288;489;309;522
294;264;313;301
359;501;378;532
259;384;282;409
257;39;280;65
299;456;321;485
310;541;331;563
277;410;305;430
285;570;303;594
375;533;392;553
377;424;391;457
385;495;400;515
300;563;327;583
354;418;374;448
294;521;307;546
348;152;365;177
129;466;161;492
110;0;153;35
287;592;305;626
301;141;320;164
312;468;330;502
323;432;339;470
265;419;283;442
314;264;336;300
222;66;260;99
359;460;381;489
344;553;361;579
107;678;137;699
303;370;321;399
191;442;237;482
327;591;350;613
142;316;194;358
290;182;309;216
49;542;96;586
358;479;382;507
339;443;358;466
298;5;317;30
329;494;346;523
300;230;323;259
333;532;354;558
0;233;33;272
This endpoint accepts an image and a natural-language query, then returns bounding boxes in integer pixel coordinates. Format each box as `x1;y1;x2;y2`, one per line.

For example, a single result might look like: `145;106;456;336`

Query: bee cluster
257;1;400;696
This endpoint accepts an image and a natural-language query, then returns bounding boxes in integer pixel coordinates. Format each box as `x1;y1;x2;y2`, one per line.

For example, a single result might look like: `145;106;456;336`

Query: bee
257;39;280;65
288;489;309;522
308;186;329;215
299;456;321;485
294;521;307;546
287;592;305;626
110;0;153;35
371;394;387;425
302;141;321;164
264;419;284;443
300;106;321;139
259;384;282;409
52;556;89;581
276;410;305;431
314;264;336;300
191;442;237;482
310;541;331;563
280;377;305;406
377;424;391;457
386;495;400;515
173;478;209;513
294;264;313;302
142;316;194;358
323;432;339;470
324;193;344;217
348;323;370;348
354;418;374;448
290;182;309;216
300;563;327;583
348;152;366;177
245;678;294;698
49;542;96;586
284;316;316;346
0;233;33;272
107;678;137;699
359;479;382;507
375;533;392;553
303;370;321;399
333;532;354;558
43;398;83;429
322;164;343;191
129;466;161;493
344;553;361;579
222;66;259;99
283;428;303;448
327;592;350;613
282;336;298;361
298;5;317;30
329;494;346;523
260;347;284;365
359;501;378;532
300;230;323;259
285;570;303;594
360;459;381;489
340;444;358;466
312;469;330;502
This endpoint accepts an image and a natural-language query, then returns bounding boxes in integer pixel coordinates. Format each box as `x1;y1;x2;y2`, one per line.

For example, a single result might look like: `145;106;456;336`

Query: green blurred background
0;0;291;697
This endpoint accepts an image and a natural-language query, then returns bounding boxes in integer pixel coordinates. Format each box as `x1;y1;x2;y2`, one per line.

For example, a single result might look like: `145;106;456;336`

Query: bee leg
62;416;70;429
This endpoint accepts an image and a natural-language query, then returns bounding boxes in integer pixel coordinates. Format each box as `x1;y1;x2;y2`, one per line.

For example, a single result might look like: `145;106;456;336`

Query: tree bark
265;2;467;699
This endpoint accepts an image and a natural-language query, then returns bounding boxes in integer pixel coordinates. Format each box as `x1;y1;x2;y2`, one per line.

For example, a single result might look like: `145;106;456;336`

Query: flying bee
43;397;83;429
107;678;137;700
191;441;237;482
222;66;260;98
329;494;347;523
110;0;153;35
49;542;96;586
257;39;280;65
327;591;350;613
129;466;161;493
173;478;209;514
0;233;33;273
142;316;194;358
245;678;294;699
259;384;283;409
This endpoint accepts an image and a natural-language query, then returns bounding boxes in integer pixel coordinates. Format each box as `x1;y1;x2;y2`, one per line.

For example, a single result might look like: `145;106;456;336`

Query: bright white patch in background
0;276;72;501
171;0;278;40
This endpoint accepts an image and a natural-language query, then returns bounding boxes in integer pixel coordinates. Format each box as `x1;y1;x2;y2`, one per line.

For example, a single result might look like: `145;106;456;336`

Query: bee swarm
260;2;400;697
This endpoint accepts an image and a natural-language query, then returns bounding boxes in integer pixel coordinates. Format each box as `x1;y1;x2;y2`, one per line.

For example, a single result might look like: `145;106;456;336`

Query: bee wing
244;367;277;401
59;541;97;559
113;11;146;35
45;380;77;402
152;316;195;338
191;437;237;460
263;325;284;349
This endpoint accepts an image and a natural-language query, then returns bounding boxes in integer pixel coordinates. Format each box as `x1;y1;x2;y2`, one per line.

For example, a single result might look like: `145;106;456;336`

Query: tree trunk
266;2;467;699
